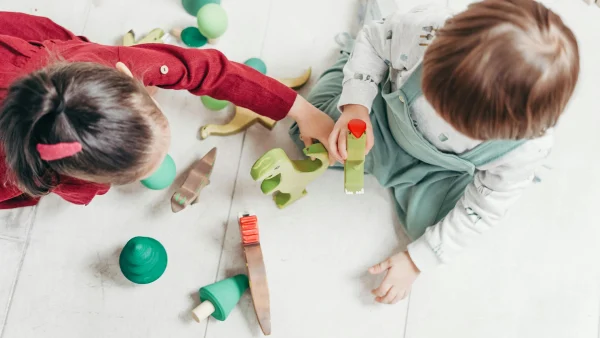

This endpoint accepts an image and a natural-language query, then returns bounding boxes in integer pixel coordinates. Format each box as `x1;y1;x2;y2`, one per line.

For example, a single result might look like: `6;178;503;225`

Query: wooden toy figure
192;274;249;323
198;68;312;140
199;106;276;140
171;147;217;213
250;143;329;209
119;236;168;284
344;119;367;194
238;212;271;335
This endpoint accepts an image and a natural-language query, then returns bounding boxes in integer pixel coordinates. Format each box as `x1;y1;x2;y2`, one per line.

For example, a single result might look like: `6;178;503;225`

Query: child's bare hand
288;96;336;165
369;251;420;304
328;104;374;163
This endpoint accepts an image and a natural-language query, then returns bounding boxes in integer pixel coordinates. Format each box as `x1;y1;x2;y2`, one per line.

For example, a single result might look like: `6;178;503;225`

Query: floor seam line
0;206;38;338
0;235;24;243
402;292;412;338
204;132;248;338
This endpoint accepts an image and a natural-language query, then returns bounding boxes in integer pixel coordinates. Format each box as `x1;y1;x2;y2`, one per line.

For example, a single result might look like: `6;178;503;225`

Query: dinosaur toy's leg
199;107;276;140
272;189;307;209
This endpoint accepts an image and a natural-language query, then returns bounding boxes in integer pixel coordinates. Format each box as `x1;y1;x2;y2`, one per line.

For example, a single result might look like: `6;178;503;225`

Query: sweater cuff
407;235;443;272
337;79;379;113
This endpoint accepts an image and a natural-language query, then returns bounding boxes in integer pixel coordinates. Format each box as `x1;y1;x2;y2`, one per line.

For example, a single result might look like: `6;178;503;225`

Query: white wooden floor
0;0;599;337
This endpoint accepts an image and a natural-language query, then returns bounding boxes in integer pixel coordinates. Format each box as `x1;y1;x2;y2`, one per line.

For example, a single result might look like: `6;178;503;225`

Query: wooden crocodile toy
198;68;312;140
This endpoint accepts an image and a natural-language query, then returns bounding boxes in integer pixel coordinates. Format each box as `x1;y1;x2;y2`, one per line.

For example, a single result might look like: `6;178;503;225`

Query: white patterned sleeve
336;13;397;113
407;132;554;272
337;4;453;113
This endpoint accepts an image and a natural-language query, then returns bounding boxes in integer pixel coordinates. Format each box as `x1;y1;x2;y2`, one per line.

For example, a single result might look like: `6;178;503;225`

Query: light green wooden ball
201;95;229;111
196;3;228;39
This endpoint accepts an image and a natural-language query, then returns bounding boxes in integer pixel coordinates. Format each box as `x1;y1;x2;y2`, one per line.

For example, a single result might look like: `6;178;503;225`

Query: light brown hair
422;0;580;140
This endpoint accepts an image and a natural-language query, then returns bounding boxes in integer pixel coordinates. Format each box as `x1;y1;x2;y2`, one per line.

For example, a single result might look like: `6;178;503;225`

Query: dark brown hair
422;0;580;140
0;62;167;196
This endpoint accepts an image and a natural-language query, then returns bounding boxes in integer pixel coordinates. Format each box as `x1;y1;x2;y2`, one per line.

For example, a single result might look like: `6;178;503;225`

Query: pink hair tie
36;142;82;161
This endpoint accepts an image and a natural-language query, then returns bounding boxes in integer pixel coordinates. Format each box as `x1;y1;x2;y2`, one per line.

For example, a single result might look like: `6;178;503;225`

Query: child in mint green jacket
291;0;579;304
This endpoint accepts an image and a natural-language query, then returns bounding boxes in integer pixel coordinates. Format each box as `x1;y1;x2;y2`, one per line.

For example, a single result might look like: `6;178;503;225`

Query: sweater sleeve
0;11;84;42
407;132;554;271
337;14;393;113
117;44;297;121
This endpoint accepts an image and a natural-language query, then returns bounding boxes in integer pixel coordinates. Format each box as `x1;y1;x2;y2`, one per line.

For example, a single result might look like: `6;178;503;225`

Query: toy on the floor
199;106;276;140
198;68;312;140
196;3;228;44
238;212;272;335
140;154;177;190
119;236;168;284
344;119;367;194
179;26;208;47
201;95;229;111
122;28;165;46
250;143;329;209
192;274;249;323
244;58;267;75
171;147;217;213
182;0;220;16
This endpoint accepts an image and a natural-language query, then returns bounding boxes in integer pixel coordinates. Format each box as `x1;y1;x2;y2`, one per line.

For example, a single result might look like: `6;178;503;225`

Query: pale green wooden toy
344;119;367;194
250;143;329;209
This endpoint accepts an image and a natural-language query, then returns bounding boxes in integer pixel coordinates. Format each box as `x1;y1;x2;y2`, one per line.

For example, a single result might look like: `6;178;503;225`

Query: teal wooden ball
197;3;228;39
244;58;267;75
141;154;176;190
201;95;229;111
181;27;207;47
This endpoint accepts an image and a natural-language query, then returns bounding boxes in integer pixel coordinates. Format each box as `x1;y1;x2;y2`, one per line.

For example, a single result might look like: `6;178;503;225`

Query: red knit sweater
0;11;297;209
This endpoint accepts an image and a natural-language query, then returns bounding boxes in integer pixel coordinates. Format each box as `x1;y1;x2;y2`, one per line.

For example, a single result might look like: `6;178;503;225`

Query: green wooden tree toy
344;119;367;194
250;143;329;209
192;274;250;323
119;236;168;284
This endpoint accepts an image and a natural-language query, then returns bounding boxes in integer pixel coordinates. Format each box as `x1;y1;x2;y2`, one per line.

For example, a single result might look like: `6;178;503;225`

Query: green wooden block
344;119;367;194
250;143;329;208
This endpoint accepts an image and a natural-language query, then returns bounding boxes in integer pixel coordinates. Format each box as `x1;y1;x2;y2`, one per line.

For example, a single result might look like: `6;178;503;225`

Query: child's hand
328;104;374;163
369;251;420;304
288;96;336;165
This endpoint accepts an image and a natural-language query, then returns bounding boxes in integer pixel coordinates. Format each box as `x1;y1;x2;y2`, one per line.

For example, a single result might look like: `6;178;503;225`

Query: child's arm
328;5;452;163
408;135;554;272
369;134;553;304
116;44;296;121
0;11;86;42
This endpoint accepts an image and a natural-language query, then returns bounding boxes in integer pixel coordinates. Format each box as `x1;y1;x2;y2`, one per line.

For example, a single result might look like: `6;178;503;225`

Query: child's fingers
391;290;406;304
379;286;398;304
369;258;392;274
371;283;392;298
301;135;316;161
328;127;344;163
338;129;348;160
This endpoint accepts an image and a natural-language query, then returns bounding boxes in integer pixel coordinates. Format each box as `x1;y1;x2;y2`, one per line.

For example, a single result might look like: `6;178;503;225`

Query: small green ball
196;3;228;39
201;95;229;111
182;0;221;16
141;154;176;190
243;58;267;75
181;27;207;47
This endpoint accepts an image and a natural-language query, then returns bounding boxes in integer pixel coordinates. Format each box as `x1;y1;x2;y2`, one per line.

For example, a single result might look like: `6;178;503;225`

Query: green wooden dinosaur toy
344;119;367;194
250;143;329;209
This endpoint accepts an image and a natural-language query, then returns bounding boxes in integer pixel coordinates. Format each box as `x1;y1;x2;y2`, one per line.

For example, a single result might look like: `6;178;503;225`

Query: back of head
422;0;580;140
0;62;168;196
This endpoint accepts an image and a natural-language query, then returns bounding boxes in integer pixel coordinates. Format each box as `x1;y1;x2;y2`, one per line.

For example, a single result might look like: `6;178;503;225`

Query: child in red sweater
0;11;335;209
